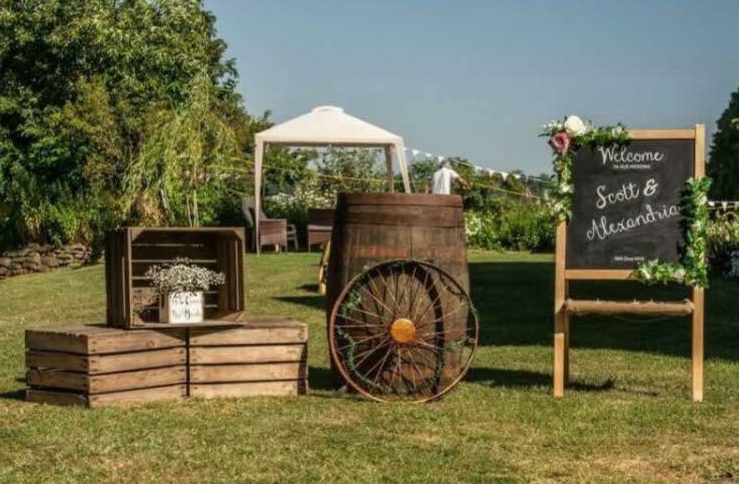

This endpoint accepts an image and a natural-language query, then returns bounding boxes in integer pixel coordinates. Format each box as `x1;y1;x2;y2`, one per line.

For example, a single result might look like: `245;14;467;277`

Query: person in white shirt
431;161;468;194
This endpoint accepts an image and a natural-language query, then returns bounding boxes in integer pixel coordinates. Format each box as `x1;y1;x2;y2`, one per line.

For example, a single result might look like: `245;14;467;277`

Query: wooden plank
88;330;186;354
26;389;89;407
189;323;308;346
90;367;186;394
694;124;705;177
89;348;186;374
190;380;305;399
692;287;705;403
89;384;186;407
565;270;634;280
27;347;186;374
628;129;696;140
130;321;244;330
553;221;568;398
189;362;305;383
27;350;88;372
27;368;88;391
189;345;306;365
26;326;185;354
565;298;694;316
28;367;187;394
692;125;705;403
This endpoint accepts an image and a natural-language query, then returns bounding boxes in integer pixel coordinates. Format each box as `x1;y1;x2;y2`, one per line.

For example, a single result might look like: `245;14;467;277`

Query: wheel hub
389;318;416;344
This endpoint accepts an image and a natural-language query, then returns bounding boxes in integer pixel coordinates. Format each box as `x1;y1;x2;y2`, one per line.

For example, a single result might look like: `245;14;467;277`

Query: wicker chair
242;197;298;252
307;208;335;251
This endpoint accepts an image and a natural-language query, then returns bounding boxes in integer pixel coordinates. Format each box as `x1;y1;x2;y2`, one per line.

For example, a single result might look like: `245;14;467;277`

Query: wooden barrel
325;193;470;388
326;192;469;319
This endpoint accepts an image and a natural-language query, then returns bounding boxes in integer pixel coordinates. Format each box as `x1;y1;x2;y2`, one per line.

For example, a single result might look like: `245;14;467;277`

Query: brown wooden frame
553;125;706;401
105;227;246;329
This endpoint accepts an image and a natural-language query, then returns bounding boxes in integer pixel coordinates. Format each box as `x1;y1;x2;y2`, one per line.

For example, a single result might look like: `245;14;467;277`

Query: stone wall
0;243;91;279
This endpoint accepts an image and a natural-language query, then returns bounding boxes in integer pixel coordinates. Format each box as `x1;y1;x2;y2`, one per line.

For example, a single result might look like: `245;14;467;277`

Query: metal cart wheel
328;259;478;403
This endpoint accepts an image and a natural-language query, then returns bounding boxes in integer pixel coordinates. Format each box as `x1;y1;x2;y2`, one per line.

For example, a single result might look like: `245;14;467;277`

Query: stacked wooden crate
26;325;187;407
25;319;309;406
189;318;308;399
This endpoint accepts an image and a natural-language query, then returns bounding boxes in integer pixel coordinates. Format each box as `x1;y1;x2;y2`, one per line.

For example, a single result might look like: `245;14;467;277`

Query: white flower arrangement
145;258;225;294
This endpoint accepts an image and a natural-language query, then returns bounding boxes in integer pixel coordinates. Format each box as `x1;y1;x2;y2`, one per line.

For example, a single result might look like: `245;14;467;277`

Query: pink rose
549;131;571;154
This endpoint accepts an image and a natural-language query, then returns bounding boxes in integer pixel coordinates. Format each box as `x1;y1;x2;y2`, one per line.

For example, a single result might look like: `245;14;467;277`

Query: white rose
564;115;588;137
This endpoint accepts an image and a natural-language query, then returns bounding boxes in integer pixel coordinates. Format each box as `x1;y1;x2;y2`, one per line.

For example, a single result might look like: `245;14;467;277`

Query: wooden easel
553;125;706;402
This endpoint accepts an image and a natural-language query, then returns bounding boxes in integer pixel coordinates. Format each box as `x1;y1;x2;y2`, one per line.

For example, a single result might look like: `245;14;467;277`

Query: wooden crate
26;325;187;407
188;318;308;399
105;227;246;329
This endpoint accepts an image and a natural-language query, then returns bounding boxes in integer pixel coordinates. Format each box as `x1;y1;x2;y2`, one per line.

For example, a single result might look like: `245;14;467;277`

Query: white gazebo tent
253;105;412;254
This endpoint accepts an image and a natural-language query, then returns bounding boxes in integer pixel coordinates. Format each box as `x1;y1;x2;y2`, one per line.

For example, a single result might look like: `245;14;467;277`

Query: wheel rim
329;260;479;403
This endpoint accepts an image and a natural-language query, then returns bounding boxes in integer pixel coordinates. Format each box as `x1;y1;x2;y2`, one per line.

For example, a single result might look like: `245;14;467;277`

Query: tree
123;73;240;227
708;86;739;200
0;0;258;248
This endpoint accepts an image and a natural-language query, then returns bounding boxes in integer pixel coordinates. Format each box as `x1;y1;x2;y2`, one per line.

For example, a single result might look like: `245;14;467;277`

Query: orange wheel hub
389;318;416;344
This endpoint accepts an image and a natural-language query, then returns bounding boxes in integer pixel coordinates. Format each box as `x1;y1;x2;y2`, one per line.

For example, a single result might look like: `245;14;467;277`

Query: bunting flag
405;145;553;185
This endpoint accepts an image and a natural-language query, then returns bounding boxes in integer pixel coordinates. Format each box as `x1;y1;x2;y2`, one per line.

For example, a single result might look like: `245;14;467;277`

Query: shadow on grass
0;389;26;401
272;295;325;312
470;260;739;361
467;367;615;392
298;283;320;293
308;366;341;391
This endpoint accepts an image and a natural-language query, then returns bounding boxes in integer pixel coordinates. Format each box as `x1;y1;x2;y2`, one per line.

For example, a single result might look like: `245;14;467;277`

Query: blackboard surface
566;139;694;270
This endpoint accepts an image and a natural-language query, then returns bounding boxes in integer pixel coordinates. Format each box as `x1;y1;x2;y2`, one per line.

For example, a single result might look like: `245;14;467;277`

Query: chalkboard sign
566;138;695;270
553;126;707;402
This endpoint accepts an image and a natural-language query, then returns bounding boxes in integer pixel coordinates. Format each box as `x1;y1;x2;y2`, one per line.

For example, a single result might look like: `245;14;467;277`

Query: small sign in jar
161;291;204;324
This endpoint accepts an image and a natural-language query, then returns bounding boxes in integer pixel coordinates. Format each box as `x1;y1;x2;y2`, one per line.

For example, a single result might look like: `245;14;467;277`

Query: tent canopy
253;106;411;254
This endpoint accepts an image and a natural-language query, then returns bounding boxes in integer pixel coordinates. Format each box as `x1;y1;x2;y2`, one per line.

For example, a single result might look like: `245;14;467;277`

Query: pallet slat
27;366;186;393
189;322;308;346
26;325;186;354
27;347;186;374
189;345;306;365
190;381;306;399
189;362;305;383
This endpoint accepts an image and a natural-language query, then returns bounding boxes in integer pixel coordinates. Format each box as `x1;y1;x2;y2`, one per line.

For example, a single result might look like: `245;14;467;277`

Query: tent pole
396;142;411;193
254;139;264;256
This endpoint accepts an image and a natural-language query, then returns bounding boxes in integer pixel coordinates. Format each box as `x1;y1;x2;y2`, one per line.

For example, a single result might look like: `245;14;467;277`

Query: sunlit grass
1;251;737;482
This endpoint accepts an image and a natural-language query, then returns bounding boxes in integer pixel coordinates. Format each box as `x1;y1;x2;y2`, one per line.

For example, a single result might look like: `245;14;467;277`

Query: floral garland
541;115;629;222
635;177;711;288
543;115;710;288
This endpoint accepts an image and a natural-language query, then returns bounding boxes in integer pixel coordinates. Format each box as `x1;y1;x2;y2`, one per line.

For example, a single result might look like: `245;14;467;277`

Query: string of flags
403;147;550;184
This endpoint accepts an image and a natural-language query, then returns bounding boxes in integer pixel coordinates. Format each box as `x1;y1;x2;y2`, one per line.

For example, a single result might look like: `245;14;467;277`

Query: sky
205;0;739;174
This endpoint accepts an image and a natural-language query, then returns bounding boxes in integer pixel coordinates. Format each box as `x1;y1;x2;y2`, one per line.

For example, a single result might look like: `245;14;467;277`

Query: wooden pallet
25;325;187;407
25;319;309;406
188;318;308;399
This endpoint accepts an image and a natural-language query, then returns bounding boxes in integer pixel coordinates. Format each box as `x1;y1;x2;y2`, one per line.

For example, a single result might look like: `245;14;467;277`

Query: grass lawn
1;251;737;482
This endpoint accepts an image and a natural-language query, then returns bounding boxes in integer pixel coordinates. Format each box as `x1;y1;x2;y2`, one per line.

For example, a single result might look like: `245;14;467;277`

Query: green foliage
542;119;629;222
707;212;739;275
707;85;739;200
123;73;240;227
634;177;711;288
465;202;555;252
315;147;387;194
0;0;257;249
